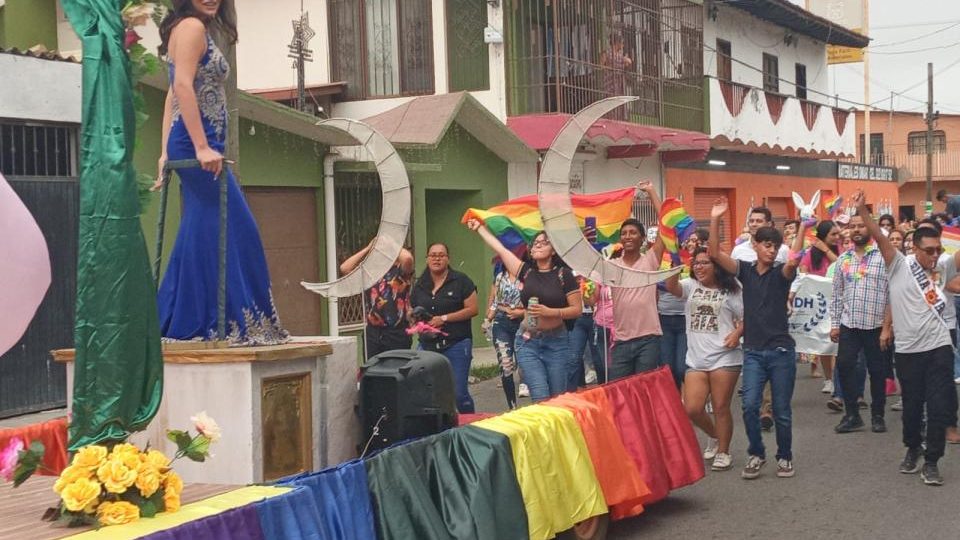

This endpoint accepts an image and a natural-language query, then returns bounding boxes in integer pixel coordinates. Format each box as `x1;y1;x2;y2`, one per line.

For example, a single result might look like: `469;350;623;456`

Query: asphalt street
470;366;960;539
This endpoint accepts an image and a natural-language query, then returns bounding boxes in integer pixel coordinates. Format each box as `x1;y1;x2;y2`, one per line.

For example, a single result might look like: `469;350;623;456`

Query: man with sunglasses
854;190;960;486
912;218;960;446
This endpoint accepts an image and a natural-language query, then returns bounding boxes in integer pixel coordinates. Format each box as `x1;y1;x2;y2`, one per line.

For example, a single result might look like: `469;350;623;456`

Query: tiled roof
0;46;80;63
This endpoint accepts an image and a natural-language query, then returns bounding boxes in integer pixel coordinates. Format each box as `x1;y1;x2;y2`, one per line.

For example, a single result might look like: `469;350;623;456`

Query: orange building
665;151;899;248
854;110;960;220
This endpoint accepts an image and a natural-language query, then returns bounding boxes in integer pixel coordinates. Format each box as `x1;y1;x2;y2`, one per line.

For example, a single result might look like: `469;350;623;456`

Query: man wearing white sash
853;190;960;486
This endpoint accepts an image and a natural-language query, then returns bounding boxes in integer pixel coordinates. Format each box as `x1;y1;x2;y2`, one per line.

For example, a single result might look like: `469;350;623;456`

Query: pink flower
190;411;221;443
124;29;142;49
0;438;24;482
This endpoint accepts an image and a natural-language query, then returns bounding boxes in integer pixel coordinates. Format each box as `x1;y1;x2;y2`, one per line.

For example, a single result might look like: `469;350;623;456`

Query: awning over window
507;114;711;163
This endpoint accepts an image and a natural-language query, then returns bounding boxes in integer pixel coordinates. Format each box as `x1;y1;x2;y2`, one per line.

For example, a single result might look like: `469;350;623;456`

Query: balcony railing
504;0;705;133
708;77;855;157
844;151;960;181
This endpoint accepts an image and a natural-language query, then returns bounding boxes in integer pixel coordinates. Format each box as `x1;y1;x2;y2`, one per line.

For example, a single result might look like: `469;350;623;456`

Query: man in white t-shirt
912;219;960;445
731;207;789;264
853;190;960;486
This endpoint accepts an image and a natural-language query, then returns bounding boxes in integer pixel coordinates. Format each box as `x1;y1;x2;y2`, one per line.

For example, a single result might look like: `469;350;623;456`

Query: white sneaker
705;401;714;414
954;377;960;385
712;452;733;471
518;383;530;398
703;437;719;460
821;380;834;394
584;369;597;385
891;399;903;411
776;458;795;478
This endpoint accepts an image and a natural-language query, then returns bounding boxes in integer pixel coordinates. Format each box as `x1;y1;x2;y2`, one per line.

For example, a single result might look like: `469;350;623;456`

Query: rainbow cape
461;187;637;250
658;198;695;265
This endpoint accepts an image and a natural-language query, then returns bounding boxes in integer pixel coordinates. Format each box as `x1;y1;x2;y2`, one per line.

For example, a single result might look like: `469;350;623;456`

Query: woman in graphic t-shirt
664;247;744;472
468;220;582;401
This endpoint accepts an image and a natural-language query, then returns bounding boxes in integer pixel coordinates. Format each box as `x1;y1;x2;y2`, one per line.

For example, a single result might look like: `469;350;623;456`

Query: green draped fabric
61;0;163;450
365;427;529;540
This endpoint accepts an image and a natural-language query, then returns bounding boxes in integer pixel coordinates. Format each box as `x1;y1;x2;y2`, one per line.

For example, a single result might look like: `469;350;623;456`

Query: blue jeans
514;327;570;402
592;325;612;384
742;347;797;461
422;338;475;413
659;314;688;389
833;351;866;401
492;313;521;408
567;313;596;391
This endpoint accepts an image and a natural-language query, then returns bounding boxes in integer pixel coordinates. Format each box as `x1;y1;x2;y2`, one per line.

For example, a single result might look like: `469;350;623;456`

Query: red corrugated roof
507;113;710;163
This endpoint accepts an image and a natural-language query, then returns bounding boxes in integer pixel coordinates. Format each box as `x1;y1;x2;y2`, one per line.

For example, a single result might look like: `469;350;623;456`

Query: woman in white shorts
665;247;744;471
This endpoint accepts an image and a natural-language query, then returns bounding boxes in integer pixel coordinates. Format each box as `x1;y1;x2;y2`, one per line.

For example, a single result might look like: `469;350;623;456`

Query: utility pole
926;62;935;212
863;0;871;165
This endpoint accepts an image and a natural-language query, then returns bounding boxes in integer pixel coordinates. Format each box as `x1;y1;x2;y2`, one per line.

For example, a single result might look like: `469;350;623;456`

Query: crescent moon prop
301;118;411;298
0;172;52;357
538;96;682;287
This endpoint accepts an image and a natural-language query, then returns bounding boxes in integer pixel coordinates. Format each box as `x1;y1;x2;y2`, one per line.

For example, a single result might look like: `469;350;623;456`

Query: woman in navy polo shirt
410;242;479;413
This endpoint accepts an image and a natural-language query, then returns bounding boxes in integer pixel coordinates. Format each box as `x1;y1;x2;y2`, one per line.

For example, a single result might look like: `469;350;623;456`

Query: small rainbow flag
824;195;843;218
461;187;637;250
658;198;696;263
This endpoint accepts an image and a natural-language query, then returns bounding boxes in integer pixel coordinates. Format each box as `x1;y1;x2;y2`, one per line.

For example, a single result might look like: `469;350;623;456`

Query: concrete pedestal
55;336;360;485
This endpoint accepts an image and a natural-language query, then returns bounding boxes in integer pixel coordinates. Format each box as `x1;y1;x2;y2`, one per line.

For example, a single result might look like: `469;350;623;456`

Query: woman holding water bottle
468;221;582;401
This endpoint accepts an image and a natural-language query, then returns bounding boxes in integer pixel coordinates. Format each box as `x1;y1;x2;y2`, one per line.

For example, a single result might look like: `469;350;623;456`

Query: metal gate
0;177;77;418
0;121;78;417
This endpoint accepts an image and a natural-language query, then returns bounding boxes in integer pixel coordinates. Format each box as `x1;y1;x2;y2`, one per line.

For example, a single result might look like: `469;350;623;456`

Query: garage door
694;188;732;252
244;187;322;336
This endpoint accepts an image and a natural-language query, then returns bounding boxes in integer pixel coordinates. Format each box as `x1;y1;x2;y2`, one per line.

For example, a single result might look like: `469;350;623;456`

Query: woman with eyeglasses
663;247;744;471
409;243;479;413
468;221;583;401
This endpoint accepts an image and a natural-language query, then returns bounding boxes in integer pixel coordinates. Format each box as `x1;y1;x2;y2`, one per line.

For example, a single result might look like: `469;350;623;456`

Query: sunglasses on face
917;246;944;257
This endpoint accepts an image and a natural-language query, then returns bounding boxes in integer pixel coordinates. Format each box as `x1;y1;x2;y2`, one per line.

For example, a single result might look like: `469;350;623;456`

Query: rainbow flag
824;195;843;218
461;187;637;250
658;198;695;258
943;225;960;255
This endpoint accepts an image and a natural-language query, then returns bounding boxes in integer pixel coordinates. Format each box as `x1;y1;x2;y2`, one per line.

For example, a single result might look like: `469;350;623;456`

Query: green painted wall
133;85;332;333
402;124;509;341
0;0;58;50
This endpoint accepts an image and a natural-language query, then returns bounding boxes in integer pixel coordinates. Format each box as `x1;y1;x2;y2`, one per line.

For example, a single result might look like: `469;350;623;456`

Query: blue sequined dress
158;33;287;345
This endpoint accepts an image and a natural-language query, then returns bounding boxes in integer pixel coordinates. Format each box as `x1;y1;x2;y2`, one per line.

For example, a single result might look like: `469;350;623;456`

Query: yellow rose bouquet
9;412;217;529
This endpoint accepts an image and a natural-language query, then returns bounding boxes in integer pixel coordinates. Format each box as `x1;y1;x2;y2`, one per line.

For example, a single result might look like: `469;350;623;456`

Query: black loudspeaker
359;349;458;453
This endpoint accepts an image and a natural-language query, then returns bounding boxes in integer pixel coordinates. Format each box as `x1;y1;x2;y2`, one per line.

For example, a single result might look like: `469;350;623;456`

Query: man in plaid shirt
830;214;893;434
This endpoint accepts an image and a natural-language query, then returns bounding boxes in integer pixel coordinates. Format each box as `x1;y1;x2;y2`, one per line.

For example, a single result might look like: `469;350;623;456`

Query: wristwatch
441;314;448;323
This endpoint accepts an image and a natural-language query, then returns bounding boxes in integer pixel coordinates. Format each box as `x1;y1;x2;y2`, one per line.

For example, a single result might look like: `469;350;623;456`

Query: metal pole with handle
154;158;231;341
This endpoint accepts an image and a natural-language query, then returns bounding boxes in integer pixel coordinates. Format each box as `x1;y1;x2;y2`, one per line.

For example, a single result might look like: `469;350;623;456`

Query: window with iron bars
0;122;78;178
328;0;435;101
334;171;414;327
504;0;704;132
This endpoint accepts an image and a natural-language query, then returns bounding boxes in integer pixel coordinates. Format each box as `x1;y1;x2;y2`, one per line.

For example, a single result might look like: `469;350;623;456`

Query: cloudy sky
791;0;960;114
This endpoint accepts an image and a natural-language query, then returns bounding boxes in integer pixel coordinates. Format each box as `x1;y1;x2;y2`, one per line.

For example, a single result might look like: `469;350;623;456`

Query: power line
870;40;960;55
872;20;960;30
871;21;960;48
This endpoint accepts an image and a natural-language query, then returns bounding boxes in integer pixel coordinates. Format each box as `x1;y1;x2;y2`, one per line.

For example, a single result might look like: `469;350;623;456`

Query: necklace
840;246;874;281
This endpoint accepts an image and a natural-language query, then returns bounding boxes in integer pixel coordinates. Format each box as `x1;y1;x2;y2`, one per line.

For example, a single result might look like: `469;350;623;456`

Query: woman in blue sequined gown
155;0;286;345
